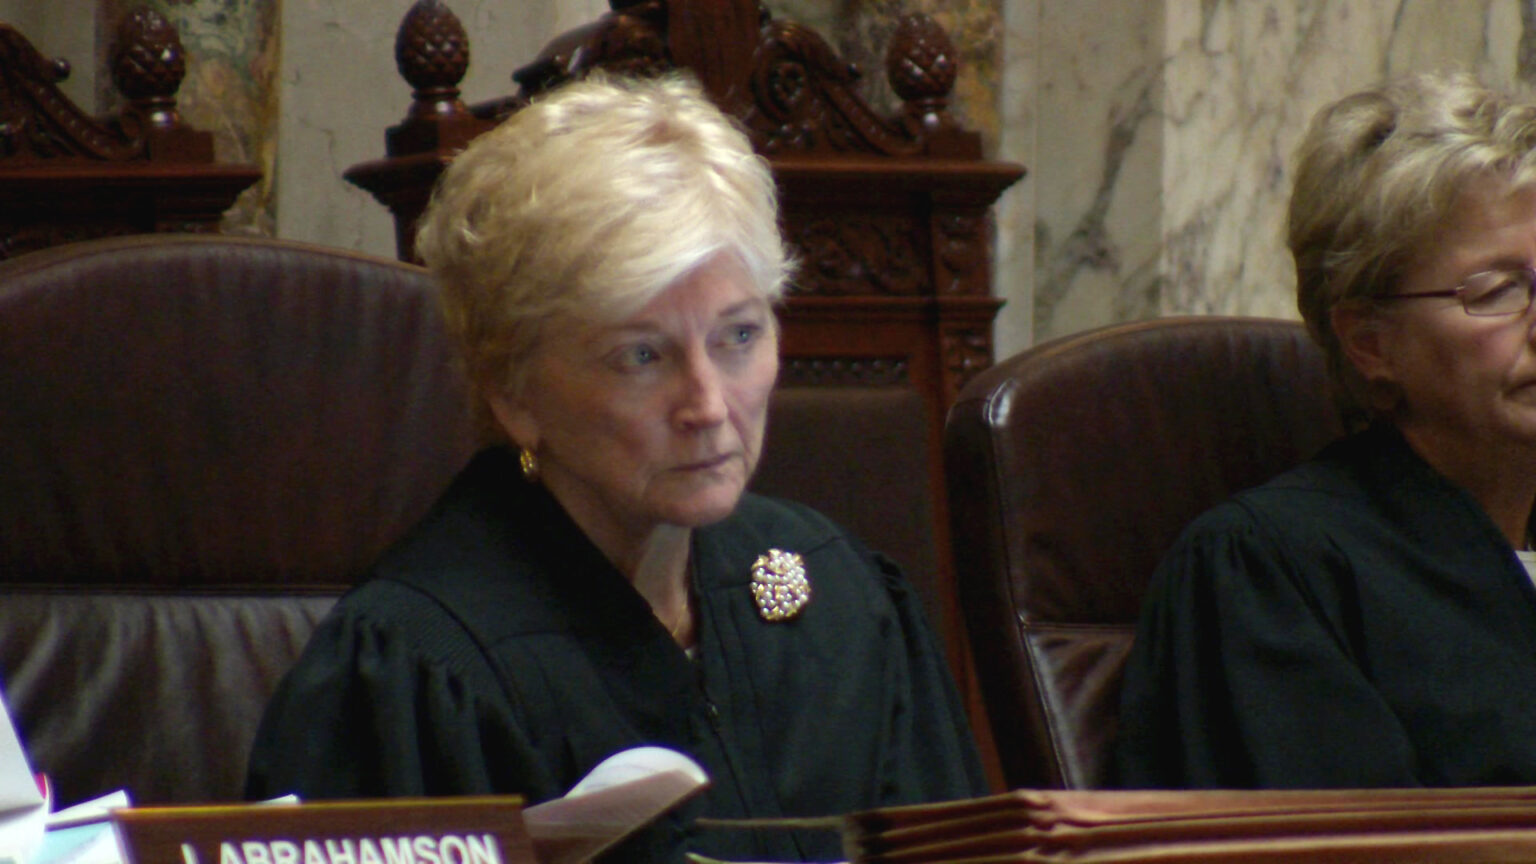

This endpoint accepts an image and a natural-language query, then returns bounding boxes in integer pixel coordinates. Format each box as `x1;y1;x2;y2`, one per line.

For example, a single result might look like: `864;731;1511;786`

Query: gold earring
518;447;539;482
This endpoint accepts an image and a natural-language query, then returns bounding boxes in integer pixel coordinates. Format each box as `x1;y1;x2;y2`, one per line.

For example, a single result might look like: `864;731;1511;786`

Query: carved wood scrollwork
742;12;971;157
785;216;926;297
0;6;211;162
500;1;977;159
744;19;914;155
935;212;985;296
0;26;134;160
940;324;993;401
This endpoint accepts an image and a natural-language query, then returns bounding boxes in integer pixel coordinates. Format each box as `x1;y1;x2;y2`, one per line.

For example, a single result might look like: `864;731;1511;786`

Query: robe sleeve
876;553;992;802
1113;504;1421;789
245;582;555;802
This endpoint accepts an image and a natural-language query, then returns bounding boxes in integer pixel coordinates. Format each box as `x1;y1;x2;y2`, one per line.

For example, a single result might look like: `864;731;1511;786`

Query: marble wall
274;0;608;253
12;0;1536;358
1023;0;1535;352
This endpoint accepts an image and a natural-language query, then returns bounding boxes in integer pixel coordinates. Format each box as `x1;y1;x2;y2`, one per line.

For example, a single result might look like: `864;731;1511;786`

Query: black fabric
246;447;986;862
1114;423;1536;789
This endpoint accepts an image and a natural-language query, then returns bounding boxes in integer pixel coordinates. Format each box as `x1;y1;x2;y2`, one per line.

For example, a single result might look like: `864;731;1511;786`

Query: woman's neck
538;475;697;644
623;525;695;646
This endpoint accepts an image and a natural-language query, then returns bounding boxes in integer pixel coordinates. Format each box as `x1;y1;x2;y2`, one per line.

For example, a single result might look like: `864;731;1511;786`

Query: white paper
524;746;709;864
33;820;119;864
564;747;707;798
0;689;46;864
44;792;129;831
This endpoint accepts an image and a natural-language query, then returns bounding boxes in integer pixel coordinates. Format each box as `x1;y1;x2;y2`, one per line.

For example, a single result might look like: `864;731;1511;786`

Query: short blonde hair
415;73;790;428
1289;71;1536;416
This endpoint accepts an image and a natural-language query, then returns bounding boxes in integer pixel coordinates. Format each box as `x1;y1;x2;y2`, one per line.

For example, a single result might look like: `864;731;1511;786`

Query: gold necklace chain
668;595;694;644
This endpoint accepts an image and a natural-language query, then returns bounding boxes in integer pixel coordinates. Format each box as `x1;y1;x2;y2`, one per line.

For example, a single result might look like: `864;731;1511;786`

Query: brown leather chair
0;234;479;806
944;316;1346;790
755;387;938;622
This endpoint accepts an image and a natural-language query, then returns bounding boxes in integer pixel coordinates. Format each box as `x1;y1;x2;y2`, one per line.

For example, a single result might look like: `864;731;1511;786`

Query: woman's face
493;253;779;553
1353;179;1536;460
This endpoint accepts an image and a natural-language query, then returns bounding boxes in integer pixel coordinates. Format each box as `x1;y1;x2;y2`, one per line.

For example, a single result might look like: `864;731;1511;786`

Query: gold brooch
750;549;810;621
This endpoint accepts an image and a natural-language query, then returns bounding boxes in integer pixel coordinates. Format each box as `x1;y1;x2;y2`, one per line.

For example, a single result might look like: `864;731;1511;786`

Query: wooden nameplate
113;797;534;864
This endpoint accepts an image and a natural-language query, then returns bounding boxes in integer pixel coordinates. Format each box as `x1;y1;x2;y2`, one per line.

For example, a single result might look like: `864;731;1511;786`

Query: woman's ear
1331;302;1397;386
487;393;540;451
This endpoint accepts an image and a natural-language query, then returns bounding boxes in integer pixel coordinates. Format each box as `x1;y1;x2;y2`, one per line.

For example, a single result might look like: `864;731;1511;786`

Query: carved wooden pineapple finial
396;0;470;116
110;5;187;127
886;13;957;121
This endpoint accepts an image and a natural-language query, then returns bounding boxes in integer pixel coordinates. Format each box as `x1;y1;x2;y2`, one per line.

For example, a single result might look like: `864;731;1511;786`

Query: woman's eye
1466;279;1529;314
610;343;661;370
723;323;761;347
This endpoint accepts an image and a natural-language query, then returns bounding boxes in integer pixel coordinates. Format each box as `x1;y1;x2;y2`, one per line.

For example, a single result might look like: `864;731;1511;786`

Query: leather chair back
944;316;1345;789
0;234;479;805
757;386;937;619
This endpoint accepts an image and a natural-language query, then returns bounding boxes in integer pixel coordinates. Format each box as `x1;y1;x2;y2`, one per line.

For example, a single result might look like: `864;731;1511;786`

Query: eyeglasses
1381;267;1536;317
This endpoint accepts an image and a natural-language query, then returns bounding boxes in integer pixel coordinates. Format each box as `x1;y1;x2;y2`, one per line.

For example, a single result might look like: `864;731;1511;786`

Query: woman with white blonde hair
247;74;986;861
1115;72;1536;788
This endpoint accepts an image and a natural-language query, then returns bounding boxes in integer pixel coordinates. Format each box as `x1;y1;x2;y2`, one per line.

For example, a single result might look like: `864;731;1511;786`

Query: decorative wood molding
933;210;990;296
779;356;910;388
786;216;927;298
506;1;977;159
940;323;995;403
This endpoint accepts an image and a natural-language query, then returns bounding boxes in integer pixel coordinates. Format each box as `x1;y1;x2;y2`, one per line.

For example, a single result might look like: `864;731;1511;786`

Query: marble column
1027;0;1532;349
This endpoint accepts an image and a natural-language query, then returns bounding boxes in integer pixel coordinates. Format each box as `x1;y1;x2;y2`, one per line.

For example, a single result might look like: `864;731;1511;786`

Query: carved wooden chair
343;4;1025;749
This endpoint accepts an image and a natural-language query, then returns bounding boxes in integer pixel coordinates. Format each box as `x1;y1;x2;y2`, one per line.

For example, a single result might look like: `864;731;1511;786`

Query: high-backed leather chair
0;234;479;806
944;316;1346;790
755;387;938;622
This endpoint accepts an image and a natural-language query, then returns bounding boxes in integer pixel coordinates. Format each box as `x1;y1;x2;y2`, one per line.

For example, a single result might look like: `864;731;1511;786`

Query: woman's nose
675;355;728;430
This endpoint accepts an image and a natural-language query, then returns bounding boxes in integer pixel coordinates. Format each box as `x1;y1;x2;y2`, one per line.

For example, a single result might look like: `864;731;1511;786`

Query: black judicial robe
247;447;986;862
1113;423;1536;789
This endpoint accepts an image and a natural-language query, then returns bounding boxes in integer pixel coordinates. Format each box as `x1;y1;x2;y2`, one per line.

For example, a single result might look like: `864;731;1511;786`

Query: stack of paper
839;788;1536;863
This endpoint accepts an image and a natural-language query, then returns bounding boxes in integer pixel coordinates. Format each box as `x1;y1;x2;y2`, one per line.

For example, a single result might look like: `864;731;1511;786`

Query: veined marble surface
1024;0;1531;349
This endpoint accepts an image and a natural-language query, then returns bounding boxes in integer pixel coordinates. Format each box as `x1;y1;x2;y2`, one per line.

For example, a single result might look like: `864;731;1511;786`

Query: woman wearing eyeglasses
1114;72;1536;788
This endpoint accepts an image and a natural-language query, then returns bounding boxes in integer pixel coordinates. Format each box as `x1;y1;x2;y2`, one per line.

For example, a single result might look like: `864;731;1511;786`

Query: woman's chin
650;484;748;528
